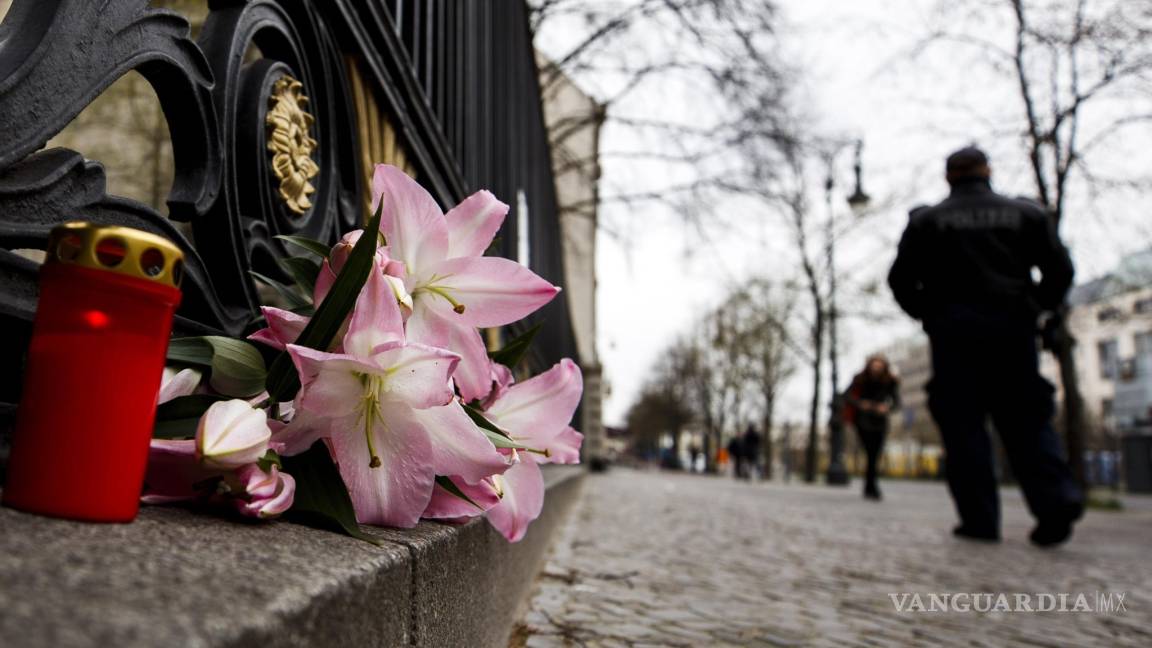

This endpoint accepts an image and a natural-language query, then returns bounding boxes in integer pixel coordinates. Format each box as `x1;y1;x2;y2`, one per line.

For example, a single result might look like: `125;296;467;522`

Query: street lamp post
825;139;870;486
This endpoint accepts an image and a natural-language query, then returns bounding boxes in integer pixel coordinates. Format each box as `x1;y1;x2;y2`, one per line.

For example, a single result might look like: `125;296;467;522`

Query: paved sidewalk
514;469;1152;647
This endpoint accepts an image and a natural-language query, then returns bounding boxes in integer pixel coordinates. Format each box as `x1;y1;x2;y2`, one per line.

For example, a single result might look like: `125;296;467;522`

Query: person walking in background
888;146;1083;547
688;443;702;474
845;354;900;500
726;434;745;479
742;425;762;481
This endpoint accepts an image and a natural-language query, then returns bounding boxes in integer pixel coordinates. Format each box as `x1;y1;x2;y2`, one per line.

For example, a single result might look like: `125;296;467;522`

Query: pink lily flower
287;263;508;527
233;463;296;519
371;165;560;401
466;359;583;541
484;359;584;464
477;359;584;541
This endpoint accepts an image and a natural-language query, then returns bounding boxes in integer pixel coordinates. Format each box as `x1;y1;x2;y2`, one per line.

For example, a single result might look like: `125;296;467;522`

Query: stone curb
0;466;585;648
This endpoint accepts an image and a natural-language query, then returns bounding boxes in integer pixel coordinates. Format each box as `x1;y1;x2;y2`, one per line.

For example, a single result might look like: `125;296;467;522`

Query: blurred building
538;55;607;465
1041;248;1152;436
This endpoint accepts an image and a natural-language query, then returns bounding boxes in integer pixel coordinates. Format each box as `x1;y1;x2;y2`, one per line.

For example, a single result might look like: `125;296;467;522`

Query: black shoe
953;525;1000;542
1029;502;1083;548
863;487;882;501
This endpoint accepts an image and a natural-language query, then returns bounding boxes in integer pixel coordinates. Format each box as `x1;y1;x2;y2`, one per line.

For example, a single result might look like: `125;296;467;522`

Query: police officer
888;146;1083;547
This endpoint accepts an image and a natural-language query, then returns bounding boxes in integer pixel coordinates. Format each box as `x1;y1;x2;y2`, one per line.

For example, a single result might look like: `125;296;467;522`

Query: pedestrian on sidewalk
888;146;1083;547
844;354;900;500
726;434;745;479
743;425;762;481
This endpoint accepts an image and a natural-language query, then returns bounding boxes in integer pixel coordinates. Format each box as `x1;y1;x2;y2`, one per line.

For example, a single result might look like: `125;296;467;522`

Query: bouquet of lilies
145;165;583;543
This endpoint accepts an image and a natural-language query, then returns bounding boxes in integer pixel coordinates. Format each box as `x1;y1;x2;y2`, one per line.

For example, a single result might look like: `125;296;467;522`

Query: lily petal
158;367;201;404
329;407;436;527
270;410;329;457
423;476;501;519
444;190;508;258
406;299;493;402
372;164;448;282
234;464;296;519
344;260;405;358
313;258;336;305
427;256;559;328
410;402;510;484
549;427;584;465
485;359;583;454
484;459;544;543
370;342;461;409
248;306;310;351
479;361;515;410
288;345;387;418
141;439;219;503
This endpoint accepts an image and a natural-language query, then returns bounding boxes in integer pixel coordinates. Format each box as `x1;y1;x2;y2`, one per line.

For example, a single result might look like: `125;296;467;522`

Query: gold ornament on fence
266;76;320;215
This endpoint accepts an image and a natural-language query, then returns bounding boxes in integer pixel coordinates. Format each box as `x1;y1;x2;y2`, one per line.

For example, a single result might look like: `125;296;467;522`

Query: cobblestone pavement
513;468;1152;647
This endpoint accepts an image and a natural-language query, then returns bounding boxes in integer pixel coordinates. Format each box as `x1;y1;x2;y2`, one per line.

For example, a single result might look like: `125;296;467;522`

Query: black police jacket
887;179;1073;331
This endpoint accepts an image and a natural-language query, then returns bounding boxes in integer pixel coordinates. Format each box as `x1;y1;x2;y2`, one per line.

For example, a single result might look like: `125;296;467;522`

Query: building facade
538;56;606;465
1040;248;1152;437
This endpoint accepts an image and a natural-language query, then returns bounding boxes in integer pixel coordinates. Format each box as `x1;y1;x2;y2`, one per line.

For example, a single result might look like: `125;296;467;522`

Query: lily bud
196;399;272;470
329;230;364;274
233;464;295;519
158;367;202;405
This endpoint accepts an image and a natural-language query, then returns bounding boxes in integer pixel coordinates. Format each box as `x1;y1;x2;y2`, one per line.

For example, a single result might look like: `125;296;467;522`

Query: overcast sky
536;0;1152;427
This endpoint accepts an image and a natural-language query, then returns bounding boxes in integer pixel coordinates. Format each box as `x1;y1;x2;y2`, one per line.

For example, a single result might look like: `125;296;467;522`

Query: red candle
4;222;184;522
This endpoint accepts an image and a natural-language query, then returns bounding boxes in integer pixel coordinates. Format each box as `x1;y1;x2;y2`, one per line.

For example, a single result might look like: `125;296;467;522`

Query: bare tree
724;279;796;478
530;0;795;226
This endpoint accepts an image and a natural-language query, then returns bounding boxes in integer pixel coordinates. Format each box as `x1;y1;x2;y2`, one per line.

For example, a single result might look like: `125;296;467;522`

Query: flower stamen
359;374;385;468
420;285;466;314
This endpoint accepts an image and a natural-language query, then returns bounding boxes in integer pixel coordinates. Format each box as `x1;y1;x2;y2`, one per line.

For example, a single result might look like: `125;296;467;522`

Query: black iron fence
0;0;575;420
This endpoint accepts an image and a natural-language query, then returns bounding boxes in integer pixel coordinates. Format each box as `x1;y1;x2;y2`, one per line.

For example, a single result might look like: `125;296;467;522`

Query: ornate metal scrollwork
266;75;319;215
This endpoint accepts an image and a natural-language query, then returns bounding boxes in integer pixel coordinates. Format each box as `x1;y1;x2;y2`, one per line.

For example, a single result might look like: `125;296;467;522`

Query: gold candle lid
45;221;185;288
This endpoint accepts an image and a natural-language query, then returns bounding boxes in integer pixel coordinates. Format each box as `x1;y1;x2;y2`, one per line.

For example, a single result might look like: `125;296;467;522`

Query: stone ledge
0;465;584;648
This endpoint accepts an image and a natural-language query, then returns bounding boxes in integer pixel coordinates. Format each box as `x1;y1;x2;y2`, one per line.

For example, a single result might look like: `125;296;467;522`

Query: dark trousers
856;421;886;493
926;325;1082;532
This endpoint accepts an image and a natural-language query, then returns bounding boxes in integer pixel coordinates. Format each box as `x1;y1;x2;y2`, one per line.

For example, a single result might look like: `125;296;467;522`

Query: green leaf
167;337;214;366
463;403;512;439
281;441;380;544
165;338;268;398
265;202;384;401
251;271;311;310
200;336;267;397
275;234;332;260
488;323;543;369
434;476;483;509
279;256;321;297
152;417;200;440
155;394;227;421
257;449;282;473
483;428;527;450
462;404;528;450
